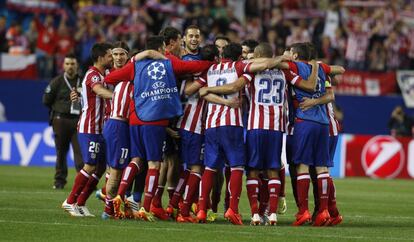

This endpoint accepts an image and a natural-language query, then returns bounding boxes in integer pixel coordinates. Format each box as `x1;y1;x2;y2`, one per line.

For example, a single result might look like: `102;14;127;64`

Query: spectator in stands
25;20;38;54
319;35;334;64
245;16;262;41
194;5;214;36
330;27;346;66
388;106;414;137
286;20;310;47
344;20;381;70
0;15;9;52
384;30;404;70
407;27;414;69
211;0;227;20
266;29;283;54
55;18;75;74
34;14;57;79
6;21;29;55
74;17;105;72
322;2;340;42
368;41;386;72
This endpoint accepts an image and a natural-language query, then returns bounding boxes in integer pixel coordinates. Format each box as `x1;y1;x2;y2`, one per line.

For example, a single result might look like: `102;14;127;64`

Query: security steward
42;53;83;189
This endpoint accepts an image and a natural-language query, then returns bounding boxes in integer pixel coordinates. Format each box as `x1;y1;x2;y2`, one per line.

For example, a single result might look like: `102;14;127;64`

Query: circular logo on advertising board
361;136;404;179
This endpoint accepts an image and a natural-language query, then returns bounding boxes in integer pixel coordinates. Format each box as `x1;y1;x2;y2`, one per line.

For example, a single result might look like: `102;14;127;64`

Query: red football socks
198;168;215;212
229;168;244;214
246;178;260;215
317;172;330;212
67;169;90;204
169;169;190;208
152;186;164;208
143;168;159;211
328;176;339;216
77;173;100;206
268;178;281;214
118;162;140;198
181;172;201;216
296;173;310;214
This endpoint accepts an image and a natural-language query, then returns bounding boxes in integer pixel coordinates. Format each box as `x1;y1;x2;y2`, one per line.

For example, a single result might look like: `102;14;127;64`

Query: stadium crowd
2;0;414;79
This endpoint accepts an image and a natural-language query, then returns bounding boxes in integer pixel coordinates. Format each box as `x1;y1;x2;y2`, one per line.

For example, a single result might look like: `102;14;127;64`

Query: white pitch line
0;190;63;195
347;215;414;220
0;208;59;212
0;219;413;241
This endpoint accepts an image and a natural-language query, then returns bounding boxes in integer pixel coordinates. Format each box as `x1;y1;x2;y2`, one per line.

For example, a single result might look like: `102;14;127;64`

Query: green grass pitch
0;166;413;242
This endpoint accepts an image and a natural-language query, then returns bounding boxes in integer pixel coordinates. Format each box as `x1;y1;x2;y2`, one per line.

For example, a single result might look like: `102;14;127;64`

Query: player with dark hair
105;34;213;221
160;26;182;57
296;43;343;225
100;41;133;219
214;36;229;58
182;25;202;60
200;42;319;225
173;44;238;223
241;39;259;60
62;42;114;217
160;25;204;219
279;42;345;226
196;43;288;225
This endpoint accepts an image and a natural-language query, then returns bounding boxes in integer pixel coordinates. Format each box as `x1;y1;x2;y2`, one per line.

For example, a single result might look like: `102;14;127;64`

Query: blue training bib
293;61;329;124
133;59;183;121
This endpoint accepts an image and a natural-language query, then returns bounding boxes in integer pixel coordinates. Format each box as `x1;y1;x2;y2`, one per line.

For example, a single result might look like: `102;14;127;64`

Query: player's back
292;62;329;124
248;68;287;131
78;67;106;134
206;61;243;129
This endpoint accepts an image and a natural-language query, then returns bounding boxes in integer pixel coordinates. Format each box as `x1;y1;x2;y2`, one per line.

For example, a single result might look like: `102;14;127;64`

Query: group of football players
61;24;344;226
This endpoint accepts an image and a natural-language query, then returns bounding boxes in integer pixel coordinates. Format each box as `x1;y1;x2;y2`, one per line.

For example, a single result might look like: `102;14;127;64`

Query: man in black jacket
42;54;83;189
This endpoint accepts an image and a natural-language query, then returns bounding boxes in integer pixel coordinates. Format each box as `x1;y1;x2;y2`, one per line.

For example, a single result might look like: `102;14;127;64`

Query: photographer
388;106;414;137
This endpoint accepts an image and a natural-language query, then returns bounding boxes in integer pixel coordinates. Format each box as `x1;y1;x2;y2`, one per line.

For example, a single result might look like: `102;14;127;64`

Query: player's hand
166;128;180;139
70;89;79;102
199;87;209;97
299;97;317;111
226;97;242;108
309;59;318;68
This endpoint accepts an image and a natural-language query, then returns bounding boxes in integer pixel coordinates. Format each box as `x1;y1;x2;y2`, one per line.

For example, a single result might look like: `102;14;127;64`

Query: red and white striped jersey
103;69;115;122
248;69;287;131
176;79;206;134
78;66;106;134
110;81;133;120
285;85;295;135
205;60;252;129
326;102;340;136
104;83;114;122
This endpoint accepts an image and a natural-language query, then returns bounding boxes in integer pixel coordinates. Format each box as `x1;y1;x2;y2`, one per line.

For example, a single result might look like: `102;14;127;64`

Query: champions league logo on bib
134;59;183;121
147;62;166;80
140;62;178;101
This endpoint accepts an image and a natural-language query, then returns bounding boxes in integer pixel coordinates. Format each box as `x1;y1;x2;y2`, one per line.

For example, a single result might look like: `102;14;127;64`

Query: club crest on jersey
91;75;100;82
147;62;166;80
